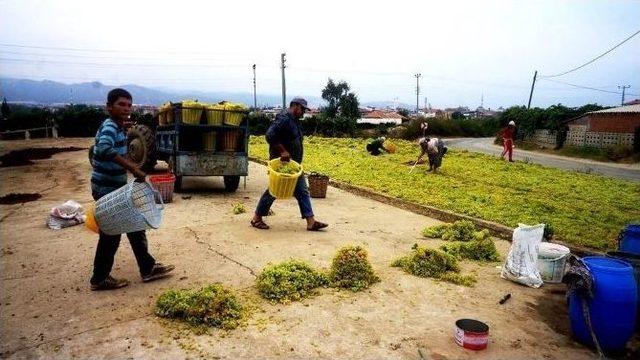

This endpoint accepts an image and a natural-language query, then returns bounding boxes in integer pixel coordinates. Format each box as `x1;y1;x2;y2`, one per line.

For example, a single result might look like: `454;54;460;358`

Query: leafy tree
321;78;360;119
397;108;410;117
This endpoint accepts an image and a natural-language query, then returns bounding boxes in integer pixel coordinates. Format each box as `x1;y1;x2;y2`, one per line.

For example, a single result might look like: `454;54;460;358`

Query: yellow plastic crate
267;158;303;199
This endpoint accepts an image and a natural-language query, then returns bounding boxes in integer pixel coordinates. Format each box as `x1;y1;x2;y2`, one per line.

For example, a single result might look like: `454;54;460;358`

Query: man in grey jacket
251;97;328;231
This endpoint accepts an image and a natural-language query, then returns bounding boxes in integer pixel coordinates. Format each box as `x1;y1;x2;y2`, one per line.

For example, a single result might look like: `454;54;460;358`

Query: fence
531;129;557;148
566;126;634;148
0;126;58;140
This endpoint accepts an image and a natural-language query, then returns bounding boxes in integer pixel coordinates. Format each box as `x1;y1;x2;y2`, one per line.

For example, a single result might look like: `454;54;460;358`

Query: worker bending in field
418;137;448;172
366;136;390;156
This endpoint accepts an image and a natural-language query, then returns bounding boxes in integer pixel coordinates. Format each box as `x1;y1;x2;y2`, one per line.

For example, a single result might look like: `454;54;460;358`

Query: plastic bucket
537;242;570;283
454;319;489;350
569;257;637;353
149;173;176;203
267;158;303;199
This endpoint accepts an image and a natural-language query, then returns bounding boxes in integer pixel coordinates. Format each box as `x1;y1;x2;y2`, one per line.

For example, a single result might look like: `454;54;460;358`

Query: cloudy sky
1;0;639;108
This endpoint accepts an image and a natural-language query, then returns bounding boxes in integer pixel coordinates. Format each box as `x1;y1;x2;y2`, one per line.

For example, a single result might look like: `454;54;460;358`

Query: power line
0;43;254;56
0;57;261;69
539;78;639;97
540;29;640;78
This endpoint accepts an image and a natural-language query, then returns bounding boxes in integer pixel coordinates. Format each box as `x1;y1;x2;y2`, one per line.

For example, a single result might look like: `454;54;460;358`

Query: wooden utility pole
618;85;630;105
527;70;537;109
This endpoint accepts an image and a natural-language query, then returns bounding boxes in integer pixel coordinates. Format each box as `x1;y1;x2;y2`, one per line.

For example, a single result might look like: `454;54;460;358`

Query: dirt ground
0;138;601;359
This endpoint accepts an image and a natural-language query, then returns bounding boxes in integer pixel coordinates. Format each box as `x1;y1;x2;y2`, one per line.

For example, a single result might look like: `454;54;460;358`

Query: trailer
88;102;249;192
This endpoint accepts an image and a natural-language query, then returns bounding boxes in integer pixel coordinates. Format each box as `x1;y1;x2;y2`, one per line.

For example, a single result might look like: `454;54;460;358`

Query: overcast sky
1;0;639;108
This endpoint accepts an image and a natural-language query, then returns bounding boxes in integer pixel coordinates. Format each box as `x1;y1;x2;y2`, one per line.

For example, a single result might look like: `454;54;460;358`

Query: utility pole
527;70;537;109
252;64;257;111
415;73;421;113
281;53;287;109
618;85;630;106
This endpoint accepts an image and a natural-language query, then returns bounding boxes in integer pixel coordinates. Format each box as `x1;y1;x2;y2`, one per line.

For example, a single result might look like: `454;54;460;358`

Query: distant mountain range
0;78;323;107
0;78;412;110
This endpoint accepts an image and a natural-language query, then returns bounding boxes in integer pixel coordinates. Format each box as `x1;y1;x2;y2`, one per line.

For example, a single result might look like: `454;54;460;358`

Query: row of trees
0;103;152;138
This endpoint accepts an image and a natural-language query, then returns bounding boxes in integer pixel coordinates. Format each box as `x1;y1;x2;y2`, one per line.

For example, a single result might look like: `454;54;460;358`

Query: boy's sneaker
91;276;129;291
142;263;175;282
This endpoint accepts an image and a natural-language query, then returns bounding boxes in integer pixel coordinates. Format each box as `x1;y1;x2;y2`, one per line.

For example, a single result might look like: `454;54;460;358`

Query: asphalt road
446;137;640;182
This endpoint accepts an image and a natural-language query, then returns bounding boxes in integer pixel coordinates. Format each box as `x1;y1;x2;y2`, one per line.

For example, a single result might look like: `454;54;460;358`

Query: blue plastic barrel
568;256;637;353
619;224;640;256
606;251;640;329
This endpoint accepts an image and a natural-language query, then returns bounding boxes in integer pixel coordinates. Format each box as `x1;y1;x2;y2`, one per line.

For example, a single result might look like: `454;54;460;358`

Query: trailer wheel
223;176;240;192
127;124;156;171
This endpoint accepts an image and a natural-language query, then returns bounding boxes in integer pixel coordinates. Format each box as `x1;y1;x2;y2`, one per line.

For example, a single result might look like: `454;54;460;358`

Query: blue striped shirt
91;118;127;198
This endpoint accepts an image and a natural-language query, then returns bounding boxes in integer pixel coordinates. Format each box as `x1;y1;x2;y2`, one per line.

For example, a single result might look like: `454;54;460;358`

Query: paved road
446;137;640;182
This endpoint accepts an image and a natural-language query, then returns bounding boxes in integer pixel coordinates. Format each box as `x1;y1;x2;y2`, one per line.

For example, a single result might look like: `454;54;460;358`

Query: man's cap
508;120;516;126
291;97;310;110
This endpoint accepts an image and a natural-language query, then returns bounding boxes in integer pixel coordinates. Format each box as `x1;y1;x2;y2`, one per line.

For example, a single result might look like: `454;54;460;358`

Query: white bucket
537;242;570;283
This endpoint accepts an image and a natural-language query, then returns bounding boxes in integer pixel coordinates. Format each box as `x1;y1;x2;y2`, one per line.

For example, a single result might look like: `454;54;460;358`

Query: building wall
588;113;640;133
566;129;634;148
357;118;402;125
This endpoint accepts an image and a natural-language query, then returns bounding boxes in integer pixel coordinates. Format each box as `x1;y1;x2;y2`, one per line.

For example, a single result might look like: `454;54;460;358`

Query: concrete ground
446;137;640;182
0;138;600;359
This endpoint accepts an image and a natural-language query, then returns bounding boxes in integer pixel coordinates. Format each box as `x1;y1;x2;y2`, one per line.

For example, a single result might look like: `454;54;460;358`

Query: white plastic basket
94;182;163;235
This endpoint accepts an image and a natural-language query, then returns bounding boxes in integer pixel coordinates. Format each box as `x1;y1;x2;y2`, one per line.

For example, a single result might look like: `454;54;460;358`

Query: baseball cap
291;97;310;110
508;120;515;126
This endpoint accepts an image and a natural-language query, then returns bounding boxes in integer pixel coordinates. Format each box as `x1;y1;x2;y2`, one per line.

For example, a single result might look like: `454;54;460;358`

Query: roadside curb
249;157;598;256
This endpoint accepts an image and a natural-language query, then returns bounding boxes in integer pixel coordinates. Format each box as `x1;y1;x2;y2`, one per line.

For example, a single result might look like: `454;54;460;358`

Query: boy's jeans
255;175;314;219
90;191;155;285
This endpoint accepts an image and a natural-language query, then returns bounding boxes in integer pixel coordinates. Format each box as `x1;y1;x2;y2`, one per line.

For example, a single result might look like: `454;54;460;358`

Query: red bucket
149;173;176;203
454;319;489;350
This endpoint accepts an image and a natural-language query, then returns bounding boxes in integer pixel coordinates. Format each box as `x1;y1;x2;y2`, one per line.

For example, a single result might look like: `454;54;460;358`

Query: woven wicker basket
308;173;329;198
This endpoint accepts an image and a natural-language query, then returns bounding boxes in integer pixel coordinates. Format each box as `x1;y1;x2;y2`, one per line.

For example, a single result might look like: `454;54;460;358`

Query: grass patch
328;245;380;291
232;203;246;214
440;230;501;262
256;260;328;303
391;244;476;286
155;283;245;330
250;136;640;250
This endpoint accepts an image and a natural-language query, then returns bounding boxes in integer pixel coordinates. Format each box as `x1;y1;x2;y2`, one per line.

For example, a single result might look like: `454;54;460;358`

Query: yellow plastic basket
205;109;224;125
384;141;397;153
267;158;303;199
85;204;99;233
202;131;217;151
182;107;203;124
223;111;244;126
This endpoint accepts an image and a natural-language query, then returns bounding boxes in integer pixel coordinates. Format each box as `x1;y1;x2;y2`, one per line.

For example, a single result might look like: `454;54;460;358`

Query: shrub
391;245;476;286
605;145;634;161
440;232;500;262
155;284;244;330
256;260;328;303
328;245;380;291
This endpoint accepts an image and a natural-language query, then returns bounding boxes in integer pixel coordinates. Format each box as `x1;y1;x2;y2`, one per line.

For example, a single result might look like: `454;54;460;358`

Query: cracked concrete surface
0;138;601;359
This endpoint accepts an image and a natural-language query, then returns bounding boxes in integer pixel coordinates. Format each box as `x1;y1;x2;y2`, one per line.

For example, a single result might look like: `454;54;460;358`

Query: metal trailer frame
155;103;249;192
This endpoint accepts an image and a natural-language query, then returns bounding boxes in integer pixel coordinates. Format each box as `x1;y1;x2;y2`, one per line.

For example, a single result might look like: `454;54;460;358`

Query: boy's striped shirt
91;118;127;197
